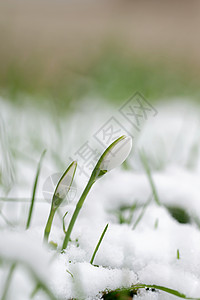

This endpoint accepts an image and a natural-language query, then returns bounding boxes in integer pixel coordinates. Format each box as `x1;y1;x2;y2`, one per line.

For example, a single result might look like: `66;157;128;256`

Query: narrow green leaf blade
26;149;46;229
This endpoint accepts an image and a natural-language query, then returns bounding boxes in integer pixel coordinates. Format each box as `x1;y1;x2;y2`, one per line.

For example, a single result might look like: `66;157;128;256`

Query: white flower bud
100;135;132;172
92;136;132;180
53;161;77;207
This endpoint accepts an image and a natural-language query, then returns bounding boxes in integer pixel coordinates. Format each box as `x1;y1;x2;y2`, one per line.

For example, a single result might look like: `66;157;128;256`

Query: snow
0;230;50;280
1;98;200;299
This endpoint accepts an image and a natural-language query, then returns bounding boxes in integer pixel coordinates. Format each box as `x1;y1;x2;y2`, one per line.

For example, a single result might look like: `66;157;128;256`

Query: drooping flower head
92;135;132;180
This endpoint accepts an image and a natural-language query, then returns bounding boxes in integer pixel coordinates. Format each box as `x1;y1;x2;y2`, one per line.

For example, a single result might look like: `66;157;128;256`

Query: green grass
140;151;161;206
167;206;191;224
177;249;180;260
0;259;57;300
104;284;200;300
134;284;200;299
1;49;200;114
132;196;152;230
1;263;16;300
90;223;109;265
26;149;46;230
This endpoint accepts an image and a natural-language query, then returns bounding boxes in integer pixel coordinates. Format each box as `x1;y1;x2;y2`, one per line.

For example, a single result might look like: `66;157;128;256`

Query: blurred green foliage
1;49;199;112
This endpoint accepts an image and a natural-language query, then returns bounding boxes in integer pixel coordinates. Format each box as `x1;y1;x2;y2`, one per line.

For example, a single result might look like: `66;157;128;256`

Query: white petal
100;136;132;172
54;161;77;205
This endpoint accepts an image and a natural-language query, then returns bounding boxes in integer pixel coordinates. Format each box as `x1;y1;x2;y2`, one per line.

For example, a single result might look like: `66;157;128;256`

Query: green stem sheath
43;161;77;243
61;179;94;250
43;205;56;242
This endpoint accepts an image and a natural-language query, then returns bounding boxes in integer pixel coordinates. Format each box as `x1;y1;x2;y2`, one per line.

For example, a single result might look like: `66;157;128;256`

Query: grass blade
107;284;200;300
26;149;46;229
177;249;180;260
90;224;109;265
132;196;152;230
140;150;161;206
127;202;138;225
1;263;16;300
133;284;200;299
0;209;14;227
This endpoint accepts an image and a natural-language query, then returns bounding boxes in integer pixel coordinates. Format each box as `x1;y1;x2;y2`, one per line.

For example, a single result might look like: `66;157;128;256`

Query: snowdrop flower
94;135;132;180
44;161;77;242
62;136;132;250
53;160;77;208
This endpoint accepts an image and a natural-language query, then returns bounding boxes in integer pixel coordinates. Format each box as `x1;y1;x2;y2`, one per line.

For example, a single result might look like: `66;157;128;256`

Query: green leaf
26;149;46;229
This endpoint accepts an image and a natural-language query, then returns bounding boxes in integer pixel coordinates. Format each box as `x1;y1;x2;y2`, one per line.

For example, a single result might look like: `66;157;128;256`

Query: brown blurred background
0;0;200;108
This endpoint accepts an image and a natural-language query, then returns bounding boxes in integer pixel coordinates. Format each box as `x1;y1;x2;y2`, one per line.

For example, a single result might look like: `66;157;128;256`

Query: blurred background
1;0;200;112
2;0;200;197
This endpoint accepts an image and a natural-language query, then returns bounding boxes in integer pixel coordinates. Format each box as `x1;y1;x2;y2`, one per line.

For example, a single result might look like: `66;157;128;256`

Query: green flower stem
62;178;95;251
43;205;56;242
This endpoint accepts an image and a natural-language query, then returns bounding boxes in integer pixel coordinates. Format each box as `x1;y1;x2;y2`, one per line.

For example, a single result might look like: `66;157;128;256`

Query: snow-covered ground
1;97;200;299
